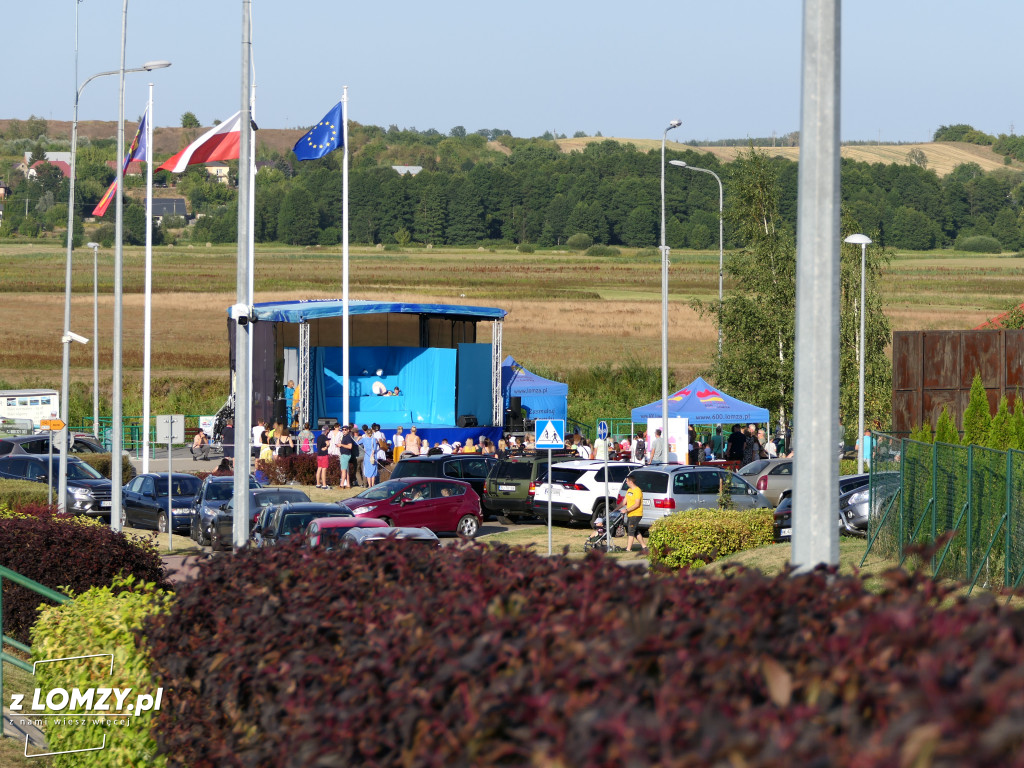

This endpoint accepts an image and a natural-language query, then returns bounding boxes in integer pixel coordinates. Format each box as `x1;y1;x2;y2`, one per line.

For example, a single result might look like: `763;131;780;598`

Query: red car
305;517;389;549
336;478;482;537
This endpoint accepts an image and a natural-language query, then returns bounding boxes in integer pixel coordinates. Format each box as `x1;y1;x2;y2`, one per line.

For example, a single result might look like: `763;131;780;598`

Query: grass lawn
479;521;649;561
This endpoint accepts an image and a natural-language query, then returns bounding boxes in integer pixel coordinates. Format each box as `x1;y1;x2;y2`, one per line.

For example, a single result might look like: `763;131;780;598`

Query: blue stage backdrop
456;343;493;425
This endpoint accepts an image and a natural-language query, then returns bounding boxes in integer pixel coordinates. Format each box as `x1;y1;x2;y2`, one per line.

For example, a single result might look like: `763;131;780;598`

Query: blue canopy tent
630;376;769;424
501;356;568;423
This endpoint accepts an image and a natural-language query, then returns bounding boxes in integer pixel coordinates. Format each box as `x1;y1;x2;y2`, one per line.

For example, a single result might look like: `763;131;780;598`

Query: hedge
78;452;137;481
31;576;173;768
647;507;774;569
0;478;51;509
256;453;338;486
0;510;170;644
141;543;1024;766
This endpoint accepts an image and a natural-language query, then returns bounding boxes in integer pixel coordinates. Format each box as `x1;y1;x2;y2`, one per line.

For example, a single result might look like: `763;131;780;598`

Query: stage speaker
510;396;522;420
457;415;478;428
273;397;286;425
317;417;338;430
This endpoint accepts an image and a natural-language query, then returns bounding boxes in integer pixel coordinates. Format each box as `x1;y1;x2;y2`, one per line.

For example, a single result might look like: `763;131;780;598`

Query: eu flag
293;102;343;161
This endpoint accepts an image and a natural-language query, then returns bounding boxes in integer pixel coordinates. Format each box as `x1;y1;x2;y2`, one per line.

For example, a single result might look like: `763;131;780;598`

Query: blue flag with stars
293;102;343;160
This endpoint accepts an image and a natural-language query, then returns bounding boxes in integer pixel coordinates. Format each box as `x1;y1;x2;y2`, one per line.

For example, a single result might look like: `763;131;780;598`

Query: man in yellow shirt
619;474;647;555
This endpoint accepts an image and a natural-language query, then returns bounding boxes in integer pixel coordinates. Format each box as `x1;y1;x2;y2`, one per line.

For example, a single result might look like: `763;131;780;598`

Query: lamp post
670;160;724;352
660;119;681;458
845;234;872;474
86;242;100;438
59;59;171;516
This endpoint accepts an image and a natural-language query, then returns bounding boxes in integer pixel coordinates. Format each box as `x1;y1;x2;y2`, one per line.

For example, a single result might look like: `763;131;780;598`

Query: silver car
618;466;768;528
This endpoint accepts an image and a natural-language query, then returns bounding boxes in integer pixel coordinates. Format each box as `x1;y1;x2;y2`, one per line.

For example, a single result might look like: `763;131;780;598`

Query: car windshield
156;476;202;497
737;460;770;475
66;461;104;480
492;461;534;480
626;471;668;494
545;468;585;485
205;483;234;501
355;479;405;500
254;489;309;507
389;462;439;479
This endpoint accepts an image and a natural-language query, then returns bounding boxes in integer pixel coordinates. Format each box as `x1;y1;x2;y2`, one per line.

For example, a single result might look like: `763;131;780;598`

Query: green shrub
954;235;1003;253
517;242;535;253
839;459;860;476
585;244;621;257
383;243;403;252
636;247;659;258
0;478;51;508
31;576;173;767
647;507;773;569
566;232;593;250
78;453;136;481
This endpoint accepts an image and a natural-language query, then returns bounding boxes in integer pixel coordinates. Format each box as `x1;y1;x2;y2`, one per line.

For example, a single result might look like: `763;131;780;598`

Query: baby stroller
583;506;626;553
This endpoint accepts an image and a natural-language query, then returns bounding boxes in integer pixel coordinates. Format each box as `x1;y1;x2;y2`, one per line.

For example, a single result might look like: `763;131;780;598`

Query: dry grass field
0;242;1021;401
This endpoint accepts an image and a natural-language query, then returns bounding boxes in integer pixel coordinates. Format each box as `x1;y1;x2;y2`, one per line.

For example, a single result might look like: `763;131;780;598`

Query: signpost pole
599;420;611;549
167;422;173;552
535;418;564;557
547;447;553;556
47;427;54;507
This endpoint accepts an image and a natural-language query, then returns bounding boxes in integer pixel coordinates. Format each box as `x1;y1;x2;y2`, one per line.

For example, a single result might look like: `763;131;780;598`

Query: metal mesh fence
864;433;1024;592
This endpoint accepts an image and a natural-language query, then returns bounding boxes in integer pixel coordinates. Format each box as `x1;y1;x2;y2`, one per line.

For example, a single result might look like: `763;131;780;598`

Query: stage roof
243;300;507;323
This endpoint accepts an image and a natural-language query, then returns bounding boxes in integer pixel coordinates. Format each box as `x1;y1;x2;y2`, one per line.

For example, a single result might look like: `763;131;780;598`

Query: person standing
592;434;608;461
284;381;295;427
358;427;379;487
726;424;745;462
296;422;315;455
392;426;405;464
742;424;761;466
632;433;646;463
251;419;265;459
314;426;330;489
405;426;421;457
710;426;725;460
650;429;665;464
222;420;235;469
619;475;648;555
338;425;355;489
856;428;874;469
349;424;364;487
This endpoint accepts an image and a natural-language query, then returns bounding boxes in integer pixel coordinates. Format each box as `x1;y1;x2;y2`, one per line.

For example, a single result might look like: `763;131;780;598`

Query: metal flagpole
142;87;154;473
110;0;128;533
342;86;350;428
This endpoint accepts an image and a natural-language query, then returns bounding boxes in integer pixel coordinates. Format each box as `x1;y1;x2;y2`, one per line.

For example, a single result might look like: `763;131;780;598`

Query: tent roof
244;300;506;324
501;356;568;396
630;376;770;424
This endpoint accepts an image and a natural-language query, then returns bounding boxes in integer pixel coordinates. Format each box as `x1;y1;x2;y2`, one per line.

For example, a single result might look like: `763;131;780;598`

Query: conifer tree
961;372;992;447
987;395;1013;451
1012;394;1024;451
934;406;960;445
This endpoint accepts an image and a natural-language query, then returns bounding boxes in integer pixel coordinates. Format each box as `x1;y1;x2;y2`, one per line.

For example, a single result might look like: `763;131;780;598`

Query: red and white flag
157;111;242;173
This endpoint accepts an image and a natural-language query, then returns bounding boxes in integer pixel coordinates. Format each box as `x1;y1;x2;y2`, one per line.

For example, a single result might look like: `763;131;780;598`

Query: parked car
0;454;113;517
121;473;202;533
737;459;793;506
304;517;390;549
530;459;642;525
771;474;875;543
258;502;353;547
0;433;108;457
341;526;441;548
189;474;261;546
616;466;768;529
210;487;312;550
482;452;576;522
389;454;497;498
337;477;483;537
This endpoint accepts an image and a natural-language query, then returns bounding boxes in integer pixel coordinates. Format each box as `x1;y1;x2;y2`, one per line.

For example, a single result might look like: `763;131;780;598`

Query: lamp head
86;242;100;249
669;160;688;168
667;119;682;131
142;60;172;71
844;234;872;245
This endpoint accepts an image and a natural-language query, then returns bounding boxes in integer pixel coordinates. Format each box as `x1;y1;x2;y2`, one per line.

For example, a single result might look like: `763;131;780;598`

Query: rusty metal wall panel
892;391;920;434
923;390;960;429
923;332;960;389
962;331;1002;389
892;332;921;391
1006;330;1024;390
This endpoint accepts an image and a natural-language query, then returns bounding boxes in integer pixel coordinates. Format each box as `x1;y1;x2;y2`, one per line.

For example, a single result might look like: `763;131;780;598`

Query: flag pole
142;87;154;473
247;83;256;427
342;86;350;428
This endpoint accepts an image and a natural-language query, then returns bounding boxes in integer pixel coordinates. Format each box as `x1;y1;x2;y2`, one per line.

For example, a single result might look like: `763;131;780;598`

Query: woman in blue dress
358;428;379;487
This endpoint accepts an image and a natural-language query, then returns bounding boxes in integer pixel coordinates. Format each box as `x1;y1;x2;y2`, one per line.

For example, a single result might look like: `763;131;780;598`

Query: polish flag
158;111;242;173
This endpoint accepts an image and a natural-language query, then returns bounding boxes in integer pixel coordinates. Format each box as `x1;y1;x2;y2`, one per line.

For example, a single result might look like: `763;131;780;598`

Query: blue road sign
535;419;565;449
597;421;609;440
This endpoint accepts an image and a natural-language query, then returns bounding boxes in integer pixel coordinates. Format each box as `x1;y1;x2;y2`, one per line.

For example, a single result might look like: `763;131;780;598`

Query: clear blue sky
8;1;1022;143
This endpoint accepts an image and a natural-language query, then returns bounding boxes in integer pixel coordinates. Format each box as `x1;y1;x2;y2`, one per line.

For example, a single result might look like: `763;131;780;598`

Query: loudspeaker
510;396;522;420
317;417;338;430
273;397;286;425
457;415;478;428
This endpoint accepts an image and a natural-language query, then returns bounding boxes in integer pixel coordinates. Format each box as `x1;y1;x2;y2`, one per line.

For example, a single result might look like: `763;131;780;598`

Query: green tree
276;187;319;245
987;395;1014;450
180;111;200;129
935;406;960;445
888;205;939;249
992;207;1020;251
1013;395;1024;450
621;205;657;247
962;372;992;447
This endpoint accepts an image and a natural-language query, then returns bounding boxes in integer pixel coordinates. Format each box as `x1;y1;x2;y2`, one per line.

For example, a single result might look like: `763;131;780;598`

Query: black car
121;473;202;534
190;475;261;546
772;474;873;543
0;433;108;456
257;502;352;547
210;487;311;550
389;454;497;498
0;454;113;517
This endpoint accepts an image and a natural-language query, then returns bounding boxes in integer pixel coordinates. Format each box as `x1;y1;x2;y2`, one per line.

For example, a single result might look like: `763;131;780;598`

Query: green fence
863;433;1024;594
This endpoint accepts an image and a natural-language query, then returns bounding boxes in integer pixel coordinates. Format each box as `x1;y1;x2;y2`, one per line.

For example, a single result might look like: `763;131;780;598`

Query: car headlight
848;490;868;506
73;488;93;499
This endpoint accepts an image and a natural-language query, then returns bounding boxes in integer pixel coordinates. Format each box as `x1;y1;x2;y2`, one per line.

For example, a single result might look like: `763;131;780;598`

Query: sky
5;1;1023;144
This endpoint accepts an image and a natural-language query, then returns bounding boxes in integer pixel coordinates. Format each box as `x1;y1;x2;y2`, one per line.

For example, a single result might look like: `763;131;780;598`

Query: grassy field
0;240;1019;416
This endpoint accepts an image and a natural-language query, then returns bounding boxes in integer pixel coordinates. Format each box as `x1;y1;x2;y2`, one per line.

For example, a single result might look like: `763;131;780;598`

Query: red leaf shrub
143;545;1024;767
0;514;170;644
257;454;337;486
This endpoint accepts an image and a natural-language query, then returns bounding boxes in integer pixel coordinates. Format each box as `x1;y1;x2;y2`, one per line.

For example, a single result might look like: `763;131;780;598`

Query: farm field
0;241;1019;406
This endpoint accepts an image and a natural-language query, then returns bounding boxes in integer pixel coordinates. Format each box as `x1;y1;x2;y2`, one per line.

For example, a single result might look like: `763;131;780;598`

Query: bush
255;453;335;487
0;478;51;508
839;458;860;476
0;513;169;643
78;452;137;481
144;543;1024;766
566;232;593;250
636;247;659;258
516;242;535;253
585;244;621;257
954;234;1003;253
31;576;173;767
647;507;773;568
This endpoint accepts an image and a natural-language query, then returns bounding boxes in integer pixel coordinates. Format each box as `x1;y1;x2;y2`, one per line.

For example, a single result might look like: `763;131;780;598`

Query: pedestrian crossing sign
535;419;565;449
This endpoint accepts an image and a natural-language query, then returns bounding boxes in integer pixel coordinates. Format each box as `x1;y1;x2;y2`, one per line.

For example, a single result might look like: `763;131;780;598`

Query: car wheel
158;512;168;534
196;520;210;546
380;517;393;527
457;514;480;538
120;509;131;529
210;527;222;552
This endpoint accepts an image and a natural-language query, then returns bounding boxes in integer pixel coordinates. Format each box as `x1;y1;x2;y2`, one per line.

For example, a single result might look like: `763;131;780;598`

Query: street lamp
86;242;100;438
670;160;724;352
660;119;681;460
59;58;171;515
844;233;872;474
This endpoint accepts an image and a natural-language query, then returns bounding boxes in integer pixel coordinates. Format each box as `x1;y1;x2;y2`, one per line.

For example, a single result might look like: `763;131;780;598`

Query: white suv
531;459;642;524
